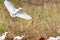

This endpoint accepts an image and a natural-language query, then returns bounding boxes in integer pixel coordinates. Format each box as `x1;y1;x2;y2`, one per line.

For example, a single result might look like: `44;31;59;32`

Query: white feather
47;37;58;40
14;36;24;40
56;36;60;40
0;32;8;40
4;0;32;20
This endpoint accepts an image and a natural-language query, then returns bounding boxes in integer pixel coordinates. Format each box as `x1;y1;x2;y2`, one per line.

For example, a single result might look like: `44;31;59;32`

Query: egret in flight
4;0;32;20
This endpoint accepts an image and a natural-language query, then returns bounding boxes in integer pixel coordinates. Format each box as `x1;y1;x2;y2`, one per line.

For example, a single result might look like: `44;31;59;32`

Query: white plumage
0;32;8;40
14;36;24;40
47;36;60;40
56;36;60;40
4;0;32;20
47;37;58;40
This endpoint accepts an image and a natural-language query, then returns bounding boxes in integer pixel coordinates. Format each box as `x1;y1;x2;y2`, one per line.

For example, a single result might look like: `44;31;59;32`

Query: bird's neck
3;33;7;37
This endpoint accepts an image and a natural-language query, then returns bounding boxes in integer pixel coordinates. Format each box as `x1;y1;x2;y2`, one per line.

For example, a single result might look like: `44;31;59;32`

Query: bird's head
2;32;8;36
5;32;8;34
19;36;24;40
21;36;24;38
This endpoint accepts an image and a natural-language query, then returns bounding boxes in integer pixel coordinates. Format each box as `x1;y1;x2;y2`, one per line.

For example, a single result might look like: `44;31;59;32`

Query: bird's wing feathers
14;11;32;20
4;0;16;14
4;0;32;20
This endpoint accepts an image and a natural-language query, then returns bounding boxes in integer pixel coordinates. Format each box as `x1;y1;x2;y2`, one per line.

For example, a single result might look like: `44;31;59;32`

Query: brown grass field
0;0;60;40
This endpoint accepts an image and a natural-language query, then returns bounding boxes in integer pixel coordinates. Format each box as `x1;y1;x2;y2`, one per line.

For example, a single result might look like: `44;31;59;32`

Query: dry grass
0;0;60;40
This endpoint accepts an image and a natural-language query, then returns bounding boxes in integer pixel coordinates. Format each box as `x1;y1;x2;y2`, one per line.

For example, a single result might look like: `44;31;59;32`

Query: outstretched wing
4;0;32;20
14;11;32;20
4;0;16;14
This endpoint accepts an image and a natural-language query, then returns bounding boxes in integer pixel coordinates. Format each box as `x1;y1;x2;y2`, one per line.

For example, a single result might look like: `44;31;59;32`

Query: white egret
4;0;32;20
0;32;8;40
47;37;58;40
14;36;24;40
56;36;60;40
